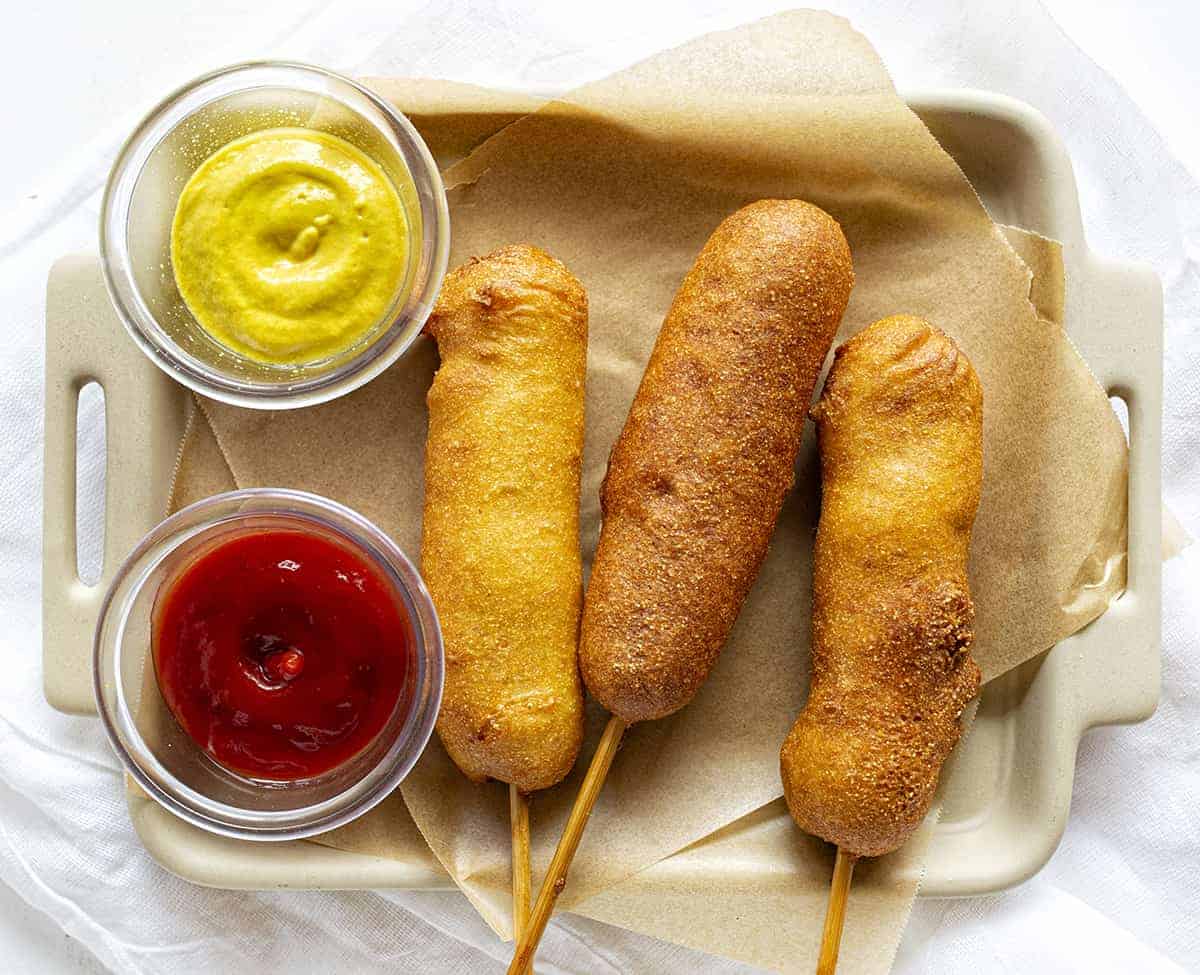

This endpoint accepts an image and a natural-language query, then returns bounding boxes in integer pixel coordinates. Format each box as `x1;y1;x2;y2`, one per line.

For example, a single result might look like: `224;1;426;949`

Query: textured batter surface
422;245;587;793
781;315;983;857
580;200;854;723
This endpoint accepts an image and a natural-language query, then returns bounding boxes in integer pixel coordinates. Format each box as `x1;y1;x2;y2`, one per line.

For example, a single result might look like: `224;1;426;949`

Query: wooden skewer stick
509;784;531;944
816;847;858;975
507;714;628;975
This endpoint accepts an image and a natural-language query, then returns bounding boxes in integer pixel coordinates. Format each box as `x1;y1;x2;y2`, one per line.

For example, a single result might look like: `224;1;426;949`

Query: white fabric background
2;1;1197;972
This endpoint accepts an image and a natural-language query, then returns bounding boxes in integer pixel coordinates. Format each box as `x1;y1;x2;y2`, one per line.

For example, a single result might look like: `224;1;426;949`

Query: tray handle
43;315;101;713
1073;255;1163;731
43;255;187;715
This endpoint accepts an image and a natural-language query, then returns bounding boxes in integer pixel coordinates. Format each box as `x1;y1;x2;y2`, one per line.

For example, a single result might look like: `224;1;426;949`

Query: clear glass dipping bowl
93;489;443;840
100;61;449;409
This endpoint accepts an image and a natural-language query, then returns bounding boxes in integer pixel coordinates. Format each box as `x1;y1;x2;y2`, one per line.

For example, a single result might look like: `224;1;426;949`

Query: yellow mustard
171;127;408;364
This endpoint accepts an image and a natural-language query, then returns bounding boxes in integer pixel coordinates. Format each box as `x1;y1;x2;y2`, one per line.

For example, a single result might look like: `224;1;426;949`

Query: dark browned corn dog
581;200;854;724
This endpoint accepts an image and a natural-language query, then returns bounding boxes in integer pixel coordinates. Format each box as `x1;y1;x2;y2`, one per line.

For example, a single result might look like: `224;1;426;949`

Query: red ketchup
152;529;410;780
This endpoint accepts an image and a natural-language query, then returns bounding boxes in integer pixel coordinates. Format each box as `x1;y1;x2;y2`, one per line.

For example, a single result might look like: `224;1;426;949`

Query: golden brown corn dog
422;245;587;793
580;200;854;724
781;315;983;858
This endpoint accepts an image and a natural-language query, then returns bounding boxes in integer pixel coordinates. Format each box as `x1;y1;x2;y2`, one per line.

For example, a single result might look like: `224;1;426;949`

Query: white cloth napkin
1;1;1197;972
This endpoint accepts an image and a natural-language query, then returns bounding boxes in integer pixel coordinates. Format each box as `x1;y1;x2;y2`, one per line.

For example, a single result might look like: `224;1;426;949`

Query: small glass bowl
93;489;443;841
100;61;449;410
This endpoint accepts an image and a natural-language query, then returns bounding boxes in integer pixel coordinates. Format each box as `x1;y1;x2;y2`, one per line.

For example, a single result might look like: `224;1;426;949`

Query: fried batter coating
781;315;983;857
580;200;854;723
423;245;587;793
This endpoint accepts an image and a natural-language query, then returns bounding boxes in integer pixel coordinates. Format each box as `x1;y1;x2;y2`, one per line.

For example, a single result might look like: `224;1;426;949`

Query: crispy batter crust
580;200;854;723
422;245;587;793
780;315;983;857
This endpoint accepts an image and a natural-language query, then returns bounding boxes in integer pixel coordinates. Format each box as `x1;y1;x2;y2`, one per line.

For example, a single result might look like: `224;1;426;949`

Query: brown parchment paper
169;10;1128;972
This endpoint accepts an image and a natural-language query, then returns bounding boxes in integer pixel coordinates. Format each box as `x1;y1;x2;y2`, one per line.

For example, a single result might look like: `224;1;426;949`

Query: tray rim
40;85;1162;904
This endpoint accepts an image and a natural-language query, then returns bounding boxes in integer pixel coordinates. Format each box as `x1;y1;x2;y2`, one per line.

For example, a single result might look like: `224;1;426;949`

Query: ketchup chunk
153;529;410;780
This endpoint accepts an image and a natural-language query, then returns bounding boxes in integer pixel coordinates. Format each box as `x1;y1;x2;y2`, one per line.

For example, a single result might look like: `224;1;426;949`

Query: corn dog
781;315;983;858
422;245;587;793
507;201;854;973
580;199;854;723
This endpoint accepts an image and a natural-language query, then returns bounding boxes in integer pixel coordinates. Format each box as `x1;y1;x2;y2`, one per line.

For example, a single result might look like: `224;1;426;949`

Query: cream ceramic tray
43;87;1161;899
